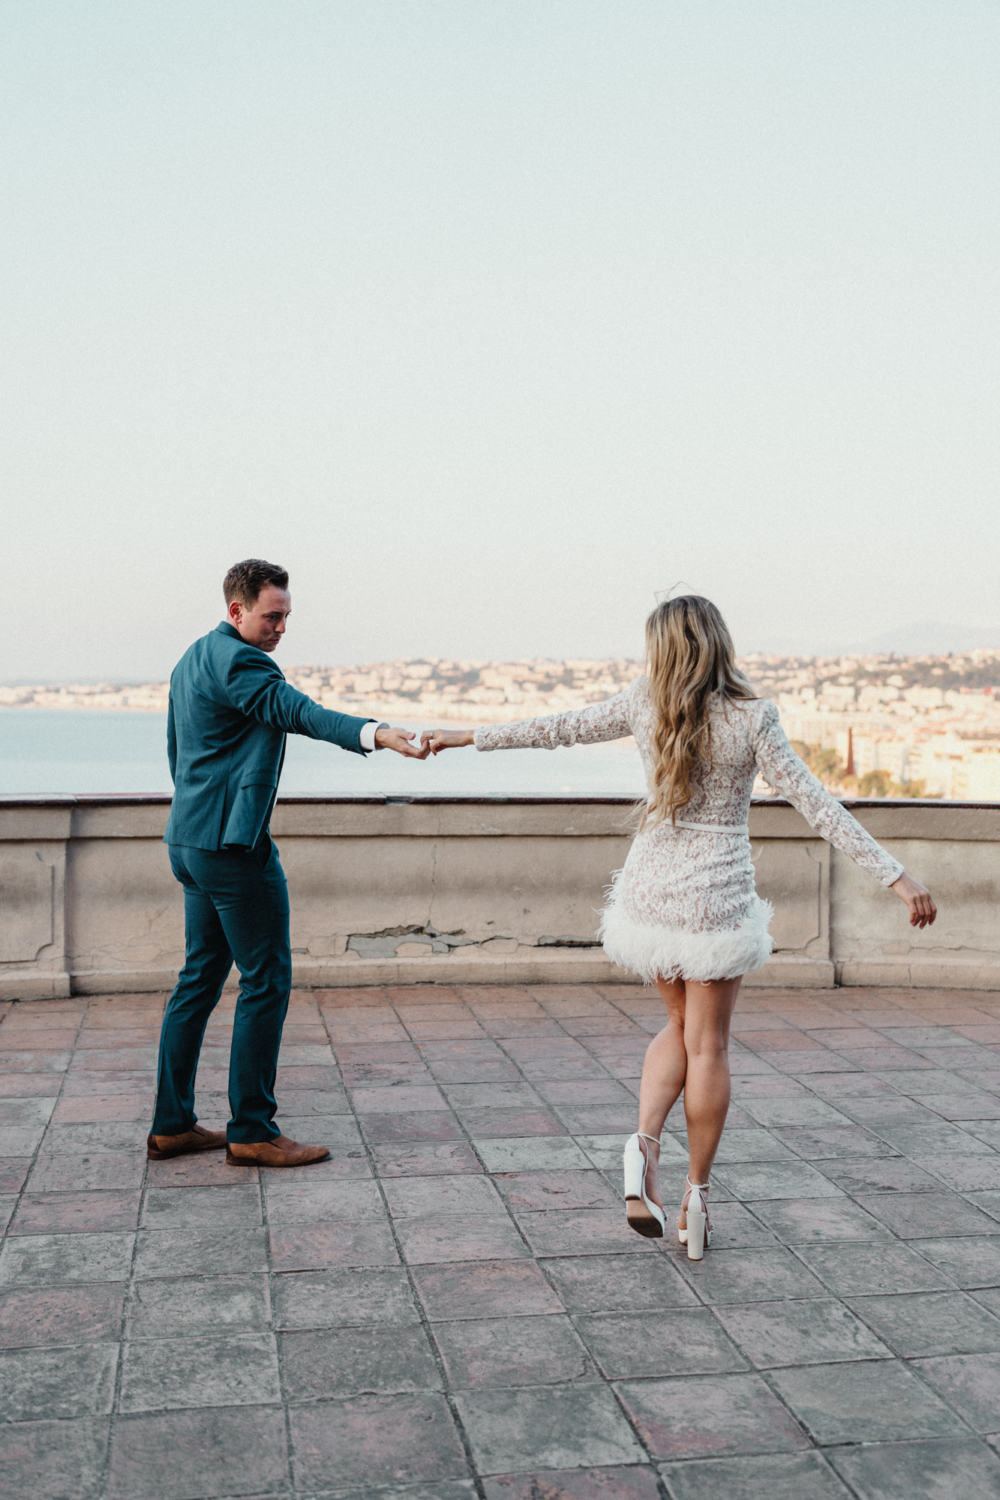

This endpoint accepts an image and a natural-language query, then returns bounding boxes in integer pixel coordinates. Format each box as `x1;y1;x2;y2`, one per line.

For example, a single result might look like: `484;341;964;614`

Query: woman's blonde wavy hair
640;595;756;830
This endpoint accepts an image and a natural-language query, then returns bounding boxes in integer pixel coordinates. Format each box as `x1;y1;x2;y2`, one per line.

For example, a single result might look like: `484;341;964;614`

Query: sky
4;1;999;680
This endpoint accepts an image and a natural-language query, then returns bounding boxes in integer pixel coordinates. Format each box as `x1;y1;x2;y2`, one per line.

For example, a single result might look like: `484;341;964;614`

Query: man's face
228;585;291;652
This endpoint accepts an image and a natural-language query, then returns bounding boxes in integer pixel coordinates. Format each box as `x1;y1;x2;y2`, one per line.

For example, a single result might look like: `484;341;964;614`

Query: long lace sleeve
751;701;905;887
474;683;636;752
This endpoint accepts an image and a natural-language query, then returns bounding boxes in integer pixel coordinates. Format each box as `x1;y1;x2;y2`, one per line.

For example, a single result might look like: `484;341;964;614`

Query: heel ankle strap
685;1177;710;1190
637;1133;661;1146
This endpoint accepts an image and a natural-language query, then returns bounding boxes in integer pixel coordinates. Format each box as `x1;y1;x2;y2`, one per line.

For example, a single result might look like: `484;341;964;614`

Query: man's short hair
223;559;289;609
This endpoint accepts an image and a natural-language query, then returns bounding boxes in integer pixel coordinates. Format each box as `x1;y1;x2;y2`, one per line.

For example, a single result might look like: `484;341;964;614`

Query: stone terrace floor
5;987;1000;1499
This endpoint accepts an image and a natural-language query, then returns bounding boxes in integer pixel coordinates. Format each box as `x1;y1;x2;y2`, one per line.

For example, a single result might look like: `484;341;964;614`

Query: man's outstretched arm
224;652;428;758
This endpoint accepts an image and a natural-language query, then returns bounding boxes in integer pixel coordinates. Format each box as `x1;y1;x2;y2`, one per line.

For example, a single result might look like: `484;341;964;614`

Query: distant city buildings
4;649;1000;799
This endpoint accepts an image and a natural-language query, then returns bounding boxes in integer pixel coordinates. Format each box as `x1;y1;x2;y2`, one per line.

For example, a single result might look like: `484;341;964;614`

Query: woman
422;596;936;1259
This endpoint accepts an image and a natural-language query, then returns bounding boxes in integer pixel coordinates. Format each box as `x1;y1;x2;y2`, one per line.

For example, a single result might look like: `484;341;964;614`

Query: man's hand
375;726;430;759
889;872;937;928
420;728;475;755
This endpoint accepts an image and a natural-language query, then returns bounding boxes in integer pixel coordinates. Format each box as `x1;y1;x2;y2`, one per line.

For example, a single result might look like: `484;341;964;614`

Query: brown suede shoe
226;1133;330;1169
147;1123;227;1161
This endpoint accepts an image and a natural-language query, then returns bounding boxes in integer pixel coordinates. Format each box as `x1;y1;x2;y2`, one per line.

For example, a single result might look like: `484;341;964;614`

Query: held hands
420;728;475;755
374;726;431;759
890;872;937;929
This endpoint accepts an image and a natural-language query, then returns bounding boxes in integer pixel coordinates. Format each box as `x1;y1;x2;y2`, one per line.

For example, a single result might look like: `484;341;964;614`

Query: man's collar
216;621;241;640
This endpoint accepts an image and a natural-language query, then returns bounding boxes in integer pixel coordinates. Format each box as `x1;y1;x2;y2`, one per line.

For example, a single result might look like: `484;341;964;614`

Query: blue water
0;710;645;797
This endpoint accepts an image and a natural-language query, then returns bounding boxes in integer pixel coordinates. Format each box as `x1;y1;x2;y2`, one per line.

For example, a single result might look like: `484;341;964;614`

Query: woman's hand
420;728;475;755
890;872;937;928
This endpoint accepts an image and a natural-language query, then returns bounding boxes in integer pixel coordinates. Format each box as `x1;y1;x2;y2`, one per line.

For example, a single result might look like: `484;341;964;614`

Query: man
147;559;425;1168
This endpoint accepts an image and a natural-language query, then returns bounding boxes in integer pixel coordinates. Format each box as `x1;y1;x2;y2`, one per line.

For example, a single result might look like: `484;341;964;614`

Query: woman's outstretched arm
751;700;937;929
422;683;637;755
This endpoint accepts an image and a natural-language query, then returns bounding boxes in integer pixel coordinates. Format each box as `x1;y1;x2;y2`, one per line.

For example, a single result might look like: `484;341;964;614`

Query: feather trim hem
599;890;774;983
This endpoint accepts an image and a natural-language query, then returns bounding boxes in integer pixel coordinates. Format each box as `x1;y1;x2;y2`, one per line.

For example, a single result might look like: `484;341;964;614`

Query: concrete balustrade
0;794;997;1000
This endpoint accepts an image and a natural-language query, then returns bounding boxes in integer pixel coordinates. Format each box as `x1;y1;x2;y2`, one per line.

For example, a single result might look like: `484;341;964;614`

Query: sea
0;710;645;798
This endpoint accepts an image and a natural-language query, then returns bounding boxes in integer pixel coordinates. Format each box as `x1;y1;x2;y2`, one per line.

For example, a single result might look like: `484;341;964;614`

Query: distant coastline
5;649;999;799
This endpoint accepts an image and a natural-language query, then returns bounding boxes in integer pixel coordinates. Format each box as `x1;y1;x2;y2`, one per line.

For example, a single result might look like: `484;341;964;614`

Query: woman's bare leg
635;977;687;1208
679;974;743;1229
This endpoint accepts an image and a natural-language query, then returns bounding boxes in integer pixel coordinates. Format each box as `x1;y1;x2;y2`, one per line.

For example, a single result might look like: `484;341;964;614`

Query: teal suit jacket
164;621;371;851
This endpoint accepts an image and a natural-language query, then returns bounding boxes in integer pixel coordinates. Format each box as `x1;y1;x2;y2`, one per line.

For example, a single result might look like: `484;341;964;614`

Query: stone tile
474;1137;591;1173
769;1359;966;1443
10;1189;141;1235
716;1296;891;1368
921;1094;1000;1121
132;1228;269;1280
61;1070;155;1098
0;1073;61;1098
413;1259;565;1320
914;1155;1000;1192
383;1173;506;1218
359;1110;464;1143
443;1083;545;1112
396;1214;531;1265
268;1219;400;1271
855;1190;1000;1238
424;1056;524;1084
260;1177;384;1224
848;1289;1000;1357
533;1079;638;1107
758;1196;893;1244
456;1385;644;1474
711;1127;799;1163
661;1451;851;1500
967;1191;1000;1223
457;1107;566;1138
374;1140;483;1176
0;1051;71;1073
0;1282;124;1347
796;1241;954;1296
672;1246;828;1305
773;1123;896;1160
69;1047;157;1071
119;1331;281;1412
915;1236;1000;1289
616;1372;808;1460
434;1313;595;1388
806;1073;898;1098
26;1150;147;1192
144;1153;259;1187
349;1084;449;1113
914;1351;1000;1431
820;1157;944;1194
837;1096;938;1126
274;1084;352;1113
126;1274;270;1338
493;1171;620;1213
871;1121;996;1155
517;1054;612;1082
140;1184;262;1230
516;1209;660;1259
290;1392;470;1489
0;1231;134;1286
0;1416;110;1500
484;1467;660;1500
108;1405;289;1498
541;1253;698;1313
271;1266;421;1329
713;1161;844;1200
578;1307;747;1379
0;1094;55;1125
281;1324;442;1399
0;1342;119;1420
826;1438;1000;1500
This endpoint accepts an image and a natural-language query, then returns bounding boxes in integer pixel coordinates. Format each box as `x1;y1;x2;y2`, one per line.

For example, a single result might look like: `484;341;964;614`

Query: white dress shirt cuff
360;720;388;753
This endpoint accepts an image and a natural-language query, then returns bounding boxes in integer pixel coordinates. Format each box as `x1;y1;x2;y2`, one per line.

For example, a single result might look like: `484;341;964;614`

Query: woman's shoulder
721;695;779;728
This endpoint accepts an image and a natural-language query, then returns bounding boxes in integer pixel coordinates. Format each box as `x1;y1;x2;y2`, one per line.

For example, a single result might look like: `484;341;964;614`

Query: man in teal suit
148;558;425;1168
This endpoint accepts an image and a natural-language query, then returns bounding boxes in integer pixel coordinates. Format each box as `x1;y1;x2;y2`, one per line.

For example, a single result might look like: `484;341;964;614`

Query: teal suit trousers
152;842;291;1143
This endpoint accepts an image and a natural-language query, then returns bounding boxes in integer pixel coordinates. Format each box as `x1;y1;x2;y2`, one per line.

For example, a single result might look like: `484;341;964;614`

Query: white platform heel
623;1132;666;1239
678;1178;712;1261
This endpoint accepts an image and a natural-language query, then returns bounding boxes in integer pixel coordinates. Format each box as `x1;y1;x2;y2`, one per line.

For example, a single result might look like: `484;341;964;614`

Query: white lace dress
474;679;904;982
